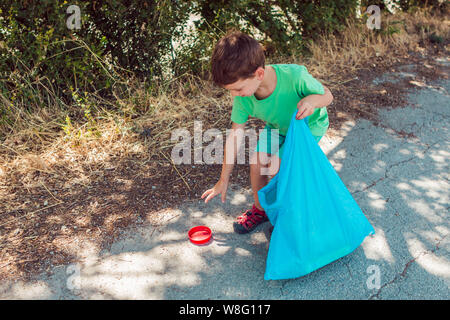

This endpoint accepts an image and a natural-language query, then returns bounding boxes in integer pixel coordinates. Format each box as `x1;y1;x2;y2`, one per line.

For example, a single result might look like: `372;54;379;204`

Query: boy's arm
296;85;333;120
202;121;246;204
220;121;246;182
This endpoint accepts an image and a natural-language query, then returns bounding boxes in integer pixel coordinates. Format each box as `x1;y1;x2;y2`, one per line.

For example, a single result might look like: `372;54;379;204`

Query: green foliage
192;0;360;57
0;0;445;132
361;0;448;13
1;1;106;106
0;0;192;108
380;19;405;35
394;0;448;12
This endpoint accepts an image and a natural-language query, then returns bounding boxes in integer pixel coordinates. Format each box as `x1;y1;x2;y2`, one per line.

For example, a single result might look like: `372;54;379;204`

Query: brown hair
210;30;265;86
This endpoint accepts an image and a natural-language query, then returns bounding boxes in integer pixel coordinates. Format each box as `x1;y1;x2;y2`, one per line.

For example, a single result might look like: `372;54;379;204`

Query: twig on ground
0;202;63;228
39;180;63;203
159;151;192;191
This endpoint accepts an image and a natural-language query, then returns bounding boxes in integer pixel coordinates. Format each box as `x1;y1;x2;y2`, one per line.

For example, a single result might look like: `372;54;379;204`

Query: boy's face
223;67;264;97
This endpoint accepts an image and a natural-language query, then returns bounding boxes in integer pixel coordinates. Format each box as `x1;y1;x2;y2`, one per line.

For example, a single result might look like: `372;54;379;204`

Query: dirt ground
0;40;448;282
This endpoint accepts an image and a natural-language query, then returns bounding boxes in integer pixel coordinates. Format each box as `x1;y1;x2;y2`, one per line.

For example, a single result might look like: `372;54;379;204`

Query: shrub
0;0;192;108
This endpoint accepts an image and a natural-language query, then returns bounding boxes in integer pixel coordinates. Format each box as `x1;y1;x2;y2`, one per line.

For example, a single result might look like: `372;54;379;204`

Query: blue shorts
255;125;323;159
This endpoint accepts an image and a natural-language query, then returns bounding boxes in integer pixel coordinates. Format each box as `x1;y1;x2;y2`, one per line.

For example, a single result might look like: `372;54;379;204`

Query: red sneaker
233;204;268;234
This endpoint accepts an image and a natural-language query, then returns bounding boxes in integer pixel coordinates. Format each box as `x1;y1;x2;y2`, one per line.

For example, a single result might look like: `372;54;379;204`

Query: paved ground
1;60;449;299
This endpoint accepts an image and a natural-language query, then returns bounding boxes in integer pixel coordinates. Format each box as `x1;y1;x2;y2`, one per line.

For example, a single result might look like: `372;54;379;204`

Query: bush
0;0;192;108
192;0;361;58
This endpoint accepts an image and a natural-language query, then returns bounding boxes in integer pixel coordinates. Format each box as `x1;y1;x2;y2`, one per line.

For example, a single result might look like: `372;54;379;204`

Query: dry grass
301;8;449;87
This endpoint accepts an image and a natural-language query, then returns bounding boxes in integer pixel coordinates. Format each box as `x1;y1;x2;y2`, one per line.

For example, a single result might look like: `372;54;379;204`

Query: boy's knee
263;155;280;176
250;152;280;176
250;152;270;168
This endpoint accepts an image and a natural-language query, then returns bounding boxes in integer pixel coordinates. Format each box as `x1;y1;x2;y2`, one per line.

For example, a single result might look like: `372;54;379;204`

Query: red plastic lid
188;226;212;245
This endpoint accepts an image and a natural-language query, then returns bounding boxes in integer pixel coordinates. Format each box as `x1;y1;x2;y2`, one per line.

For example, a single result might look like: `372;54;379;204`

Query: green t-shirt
231;64;329;137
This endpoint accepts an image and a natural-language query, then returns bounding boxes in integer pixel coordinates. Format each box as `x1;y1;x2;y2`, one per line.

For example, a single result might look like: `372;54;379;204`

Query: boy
201;31;333;234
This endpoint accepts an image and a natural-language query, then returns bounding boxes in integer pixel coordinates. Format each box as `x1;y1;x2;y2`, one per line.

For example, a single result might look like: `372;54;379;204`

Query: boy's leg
233;151;280;234
250;152;269;211
252;126;284;209
249;152;281;210
233;126;283;234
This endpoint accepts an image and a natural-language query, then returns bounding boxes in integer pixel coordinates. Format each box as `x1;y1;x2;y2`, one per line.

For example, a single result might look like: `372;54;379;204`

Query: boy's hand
296;100;315;120
201;178;229;204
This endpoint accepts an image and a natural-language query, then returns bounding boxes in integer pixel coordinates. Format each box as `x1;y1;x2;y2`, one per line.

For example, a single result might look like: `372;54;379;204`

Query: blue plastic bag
258;113;375;280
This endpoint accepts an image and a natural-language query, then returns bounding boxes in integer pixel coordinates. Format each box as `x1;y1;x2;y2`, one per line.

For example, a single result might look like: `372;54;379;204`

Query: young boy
201;31;333;234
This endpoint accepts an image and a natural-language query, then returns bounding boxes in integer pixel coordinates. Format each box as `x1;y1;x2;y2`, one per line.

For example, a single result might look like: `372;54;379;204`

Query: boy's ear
254;67;265;80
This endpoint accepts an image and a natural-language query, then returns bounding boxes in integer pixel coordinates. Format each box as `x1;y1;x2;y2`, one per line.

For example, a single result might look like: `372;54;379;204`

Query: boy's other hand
201;179;229;204
296;100;315;120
